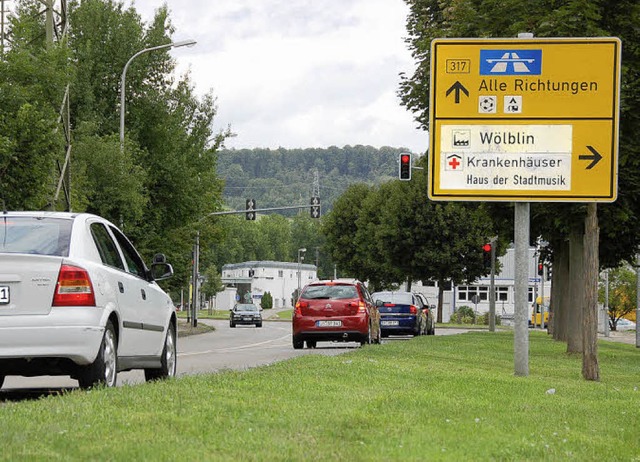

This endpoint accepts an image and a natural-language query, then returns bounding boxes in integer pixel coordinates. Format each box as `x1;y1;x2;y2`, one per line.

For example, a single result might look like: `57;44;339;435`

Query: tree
599;264;637;330
0;2;69;210
201;265;224;301
261;292;273;310
399;0;640;380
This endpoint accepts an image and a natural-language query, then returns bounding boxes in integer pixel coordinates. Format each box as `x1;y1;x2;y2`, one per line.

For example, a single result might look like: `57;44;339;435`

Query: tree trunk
567;227;584;353
552;240;570;341
582;203;600;380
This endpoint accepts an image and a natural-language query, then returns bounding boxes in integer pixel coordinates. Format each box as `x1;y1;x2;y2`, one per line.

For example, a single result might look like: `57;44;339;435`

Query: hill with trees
217;145;411;214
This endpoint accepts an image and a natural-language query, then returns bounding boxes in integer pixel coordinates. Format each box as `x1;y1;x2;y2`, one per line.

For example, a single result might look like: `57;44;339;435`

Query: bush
477;312;502;326
261;292;273;310
450;305;476;324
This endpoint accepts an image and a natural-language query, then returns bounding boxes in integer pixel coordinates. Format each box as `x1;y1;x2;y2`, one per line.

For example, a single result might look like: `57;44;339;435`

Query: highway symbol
446;81;469;104
480;49;542;75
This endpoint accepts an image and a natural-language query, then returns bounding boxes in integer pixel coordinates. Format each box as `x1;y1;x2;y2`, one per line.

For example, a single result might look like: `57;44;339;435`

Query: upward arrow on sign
445;81;469;104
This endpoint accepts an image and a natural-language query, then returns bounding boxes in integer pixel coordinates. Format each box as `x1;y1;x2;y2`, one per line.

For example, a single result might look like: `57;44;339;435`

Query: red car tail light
295;300;308;315
348;301;367;312
52;264;96;307
409;305;418;314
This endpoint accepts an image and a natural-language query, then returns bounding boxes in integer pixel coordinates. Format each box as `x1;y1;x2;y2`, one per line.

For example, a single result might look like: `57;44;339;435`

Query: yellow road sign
428;37;621;202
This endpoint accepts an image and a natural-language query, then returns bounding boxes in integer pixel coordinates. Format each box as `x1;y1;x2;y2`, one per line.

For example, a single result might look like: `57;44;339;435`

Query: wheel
306;340;316;349
0;375;4;389
361;327;372;346
256;323;262;328
78;320;117;389
293;337;304;349
230;322;236;328
145;323;177;382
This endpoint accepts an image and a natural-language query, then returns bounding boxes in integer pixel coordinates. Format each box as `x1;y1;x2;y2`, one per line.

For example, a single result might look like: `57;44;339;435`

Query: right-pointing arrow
579;146;602;170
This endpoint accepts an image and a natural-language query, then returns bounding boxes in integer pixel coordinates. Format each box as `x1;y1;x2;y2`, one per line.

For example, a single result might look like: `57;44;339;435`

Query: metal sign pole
514;202;530;376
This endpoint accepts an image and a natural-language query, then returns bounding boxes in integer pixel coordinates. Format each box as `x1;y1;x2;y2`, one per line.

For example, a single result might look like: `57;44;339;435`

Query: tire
78;320;117;389
361;326;372;346
293;337;304;349
0;375;4;390
230;321;236;328
145;323;177;382
306;340;317;349
256;323;262;328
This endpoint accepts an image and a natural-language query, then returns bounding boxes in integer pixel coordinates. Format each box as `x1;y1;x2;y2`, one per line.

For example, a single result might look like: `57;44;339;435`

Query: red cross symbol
448;156;461;169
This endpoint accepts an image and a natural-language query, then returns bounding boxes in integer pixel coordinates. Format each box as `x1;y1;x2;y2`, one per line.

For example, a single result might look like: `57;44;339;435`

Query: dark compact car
415;293;436;335
292;279;381;349
371;291;428;337
230;303;262;328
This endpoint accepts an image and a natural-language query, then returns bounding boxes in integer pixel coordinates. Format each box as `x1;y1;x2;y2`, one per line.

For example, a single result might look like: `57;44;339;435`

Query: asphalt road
0;319;381;396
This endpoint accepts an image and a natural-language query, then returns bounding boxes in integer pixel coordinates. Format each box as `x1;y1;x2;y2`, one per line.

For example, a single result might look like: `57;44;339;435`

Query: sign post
429;36;621;376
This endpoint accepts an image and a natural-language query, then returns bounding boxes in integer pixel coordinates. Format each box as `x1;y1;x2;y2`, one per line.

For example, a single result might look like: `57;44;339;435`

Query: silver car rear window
0;217;72;256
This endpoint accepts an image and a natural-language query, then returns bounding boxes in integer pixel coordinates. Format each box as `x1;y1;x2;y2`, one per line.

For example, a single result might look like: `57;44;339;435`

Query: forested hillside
217;145;413;214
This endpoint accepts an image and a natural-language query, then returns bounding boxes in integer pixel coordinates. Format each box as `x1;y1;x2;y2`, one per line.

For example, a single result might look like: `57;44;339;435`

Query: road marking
178;333;291;357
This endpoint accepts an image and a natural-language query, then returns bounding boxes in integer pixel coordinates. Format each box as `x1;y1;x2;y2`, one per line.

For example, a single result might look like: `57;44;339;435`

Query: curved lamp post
119;39;197;151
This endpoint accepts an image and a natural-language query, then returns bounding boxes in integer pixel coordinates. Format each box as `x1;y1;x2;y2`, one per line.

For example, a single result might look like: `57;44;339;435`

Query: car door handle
118;282;124;293
141;289;146;300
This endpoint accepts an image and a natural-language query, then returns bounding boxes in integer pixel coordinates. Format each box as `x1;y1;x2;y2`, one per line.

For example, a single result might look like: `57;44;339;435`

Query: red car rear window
301;284;358;300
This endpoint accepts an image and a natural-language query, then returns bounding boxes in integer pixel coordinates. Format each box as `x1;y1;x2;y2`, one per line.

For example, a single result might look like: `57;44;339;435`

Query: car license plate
243;316;251;321
0;285;9;304
317;320;341;327
381;320;399;326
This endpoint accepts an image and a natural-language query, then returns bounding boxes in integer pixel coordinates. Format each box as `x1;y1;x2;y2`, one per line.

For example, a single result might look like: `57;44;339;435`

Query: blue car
371;291;427;337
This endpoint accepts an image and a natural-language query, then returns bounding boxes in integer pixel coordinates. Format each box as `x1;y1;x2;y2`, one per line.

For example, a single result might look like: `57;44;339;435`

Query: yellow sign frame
428;37;621;202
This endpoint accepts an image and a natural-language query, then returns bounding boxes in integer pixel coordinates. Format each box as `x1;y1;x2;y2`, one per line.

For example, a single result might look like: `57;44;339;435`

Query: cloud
132;0;427;153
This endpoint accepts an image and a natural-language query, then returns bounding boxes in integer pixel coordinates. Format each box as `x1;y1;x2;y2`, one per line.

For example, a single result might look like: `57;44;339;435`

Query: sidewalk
599;330;637;346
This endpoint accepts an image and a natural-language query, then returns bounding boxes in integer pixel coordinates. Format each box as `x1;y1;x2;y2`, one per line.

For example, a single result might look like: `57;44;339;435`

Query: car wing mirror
375;299;383;307
151;262;174;281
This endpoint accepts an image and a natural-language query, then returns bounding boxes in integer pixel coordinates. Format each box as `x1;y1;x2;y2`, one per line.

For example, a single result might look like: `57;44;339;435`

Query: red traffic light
399;153;412;180
482;243;492;252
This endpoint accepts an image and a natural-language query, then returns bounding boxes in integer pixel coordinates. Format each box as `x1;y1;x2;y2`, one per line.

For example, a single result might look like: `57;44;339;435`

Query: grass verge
1;331;639;461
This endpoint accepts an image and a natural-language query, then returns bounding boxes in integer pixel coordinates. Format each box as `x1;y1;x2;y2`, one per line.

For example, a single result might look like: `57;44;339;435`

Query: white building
413;246;549;322
219;261;318;310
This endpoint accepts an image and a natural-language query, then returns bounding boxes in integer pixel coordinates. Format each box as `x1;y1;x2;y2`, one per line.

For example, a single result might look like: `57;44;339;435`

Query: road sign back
429;37;621;202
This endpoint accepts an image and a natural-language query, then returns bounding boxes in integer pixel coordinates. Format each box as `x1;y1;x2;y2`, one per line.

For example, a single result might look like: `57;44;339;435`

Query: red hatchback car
292;279;381;349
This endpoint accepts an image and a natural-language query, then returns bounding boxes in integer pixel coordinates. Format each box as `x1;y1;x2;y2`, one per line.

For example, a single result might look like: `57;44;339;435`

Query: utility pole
1;0;10;54
191;231;200;328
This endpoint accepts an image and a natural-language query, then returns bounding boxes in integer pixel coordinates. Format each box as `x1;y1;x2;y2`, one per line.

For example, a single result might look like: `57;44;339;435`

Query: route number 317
446;59;470;74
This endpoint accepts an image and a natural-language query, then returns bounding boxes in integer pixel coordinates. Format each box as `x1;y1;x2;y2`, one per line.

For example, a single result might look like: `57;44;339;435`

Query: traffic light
245;198;256;220
538;262;544;276
482;243;492;269
399;153;412;180
310;196;321;219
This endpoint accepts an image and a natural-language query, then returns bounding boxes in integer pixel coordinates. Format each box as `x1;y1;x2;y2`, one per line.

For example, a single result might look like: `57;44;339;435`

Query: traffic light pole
489;237;497;332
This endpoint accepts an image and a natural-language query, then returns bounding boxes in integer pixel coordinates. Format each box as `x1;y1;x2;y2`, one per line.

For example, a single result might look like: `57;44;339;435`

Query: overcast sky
131;0;427;153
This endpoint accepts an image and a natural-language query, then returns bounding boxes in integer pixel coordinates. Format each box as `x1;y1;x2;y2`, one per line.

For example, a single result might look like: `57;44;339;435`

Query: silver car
0;211;176;389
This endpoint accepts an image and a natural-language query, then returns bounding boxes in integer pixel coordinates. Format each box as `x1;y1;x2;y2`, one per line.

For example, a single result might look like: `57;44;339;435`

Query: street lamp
297;248;307;302
119;39;197;151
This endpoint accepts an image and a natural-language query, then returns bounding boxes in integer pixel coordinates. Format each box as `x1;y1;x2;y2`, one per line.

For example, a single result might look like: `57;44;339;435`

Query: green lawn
1;331;639;461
